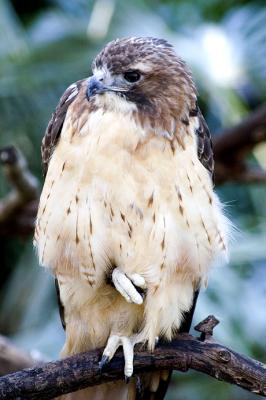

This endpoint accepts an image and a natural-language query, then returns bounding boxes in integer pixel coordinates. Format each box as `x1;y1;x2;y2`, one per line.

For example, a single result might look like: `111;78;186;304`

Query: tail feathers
137;371;172;400
57;375;170;400
57;381;135;400
58;290;199;400
137;289;199;399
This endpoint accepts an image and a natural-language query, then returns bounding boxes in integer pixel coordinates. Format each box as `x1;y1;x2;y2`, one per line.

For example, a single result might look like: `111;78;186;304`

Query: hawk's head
87;37;197;131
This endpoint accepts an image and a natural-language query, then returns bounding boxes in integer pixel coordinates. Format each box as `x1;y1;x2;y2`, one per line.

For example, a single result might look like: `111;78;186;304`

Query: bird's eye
124;70;141;83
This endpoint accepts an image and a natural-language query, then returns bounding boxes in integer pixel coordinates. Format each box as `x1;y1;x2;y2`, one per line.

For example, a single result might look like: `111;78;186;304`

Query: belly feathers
34;110;228;287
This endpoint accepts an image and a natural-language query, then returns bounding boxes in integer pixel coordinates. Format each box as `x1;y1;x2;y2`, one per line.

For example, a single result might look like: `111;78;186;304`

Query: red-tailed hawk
34;37;229;399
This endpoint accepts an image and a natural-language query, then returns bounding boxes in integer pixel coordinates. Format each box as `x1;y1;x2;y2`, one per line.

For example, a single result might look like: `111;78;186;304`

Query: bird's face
87;37;197;130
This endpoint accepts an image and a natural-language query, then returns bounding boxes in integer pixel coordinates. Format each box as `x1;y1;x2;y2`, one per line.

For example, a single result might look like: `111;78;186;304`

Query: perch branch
214;103;266;183
0;146;39;236
0;316;265;400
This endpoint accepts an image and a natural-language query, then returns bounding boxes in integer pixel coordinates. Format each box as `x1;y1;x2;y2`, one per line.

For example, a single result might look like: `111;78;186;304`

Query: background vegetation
0;0;265;399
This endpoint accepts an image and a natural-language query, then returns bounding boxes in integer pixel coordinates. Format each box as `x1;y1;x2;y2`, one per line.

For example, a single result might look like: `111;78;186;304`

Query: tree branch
0;146;39;236
213;104;266;184
0;316;265;400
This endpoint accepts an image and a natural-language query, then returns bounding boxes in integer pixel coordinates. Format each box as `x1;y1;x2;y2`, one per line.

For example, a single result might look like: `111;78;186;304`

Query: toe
121;337;134;378
101;334;137;379
112;269;143;305
99;354;110;370
129;273;147;289
102;335;121;360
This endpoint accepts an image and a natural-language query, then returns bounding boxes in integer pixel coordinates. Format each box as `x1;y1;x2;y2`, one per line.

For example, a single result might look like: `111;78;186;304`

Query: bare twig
0;146;39;236
194;314;219;340
0;316;265;400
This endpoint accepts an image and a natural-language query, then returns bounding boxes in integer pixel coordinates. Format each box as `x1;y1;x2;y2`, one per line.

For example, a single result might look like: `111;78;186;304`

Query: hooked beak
86;76;107;99
86;76;129;100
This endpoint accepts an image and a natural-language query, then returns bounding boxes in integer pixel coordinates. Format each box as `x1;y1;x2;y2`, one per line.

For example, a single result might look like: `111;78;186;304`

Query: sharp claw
101;333;141;380
137;287;147;299
99;354;110;370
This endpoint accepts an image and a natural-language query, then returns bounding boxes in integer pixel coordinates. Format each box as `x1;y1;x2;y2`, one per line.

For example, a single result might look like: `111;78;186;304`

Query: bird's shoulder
194;107;214;182
41;79;86;175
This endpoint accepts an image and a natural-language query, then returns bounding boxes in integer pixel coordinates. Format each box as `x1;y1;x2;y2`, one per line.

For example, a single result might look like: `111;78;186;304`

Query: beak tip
86;76;106;100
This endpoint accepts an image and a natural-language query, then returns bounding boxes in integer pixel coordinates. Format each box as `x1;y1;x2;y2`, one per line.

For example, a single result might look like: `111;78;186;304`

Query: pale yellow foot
112;268;146;305
99;334;140;379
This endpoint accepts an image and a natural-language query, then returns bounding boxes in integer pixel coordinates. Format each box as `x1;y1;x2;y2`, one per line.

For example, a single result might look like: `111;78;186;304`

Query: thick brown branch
0;146;39;236
0;317;265;399
213;104;266;184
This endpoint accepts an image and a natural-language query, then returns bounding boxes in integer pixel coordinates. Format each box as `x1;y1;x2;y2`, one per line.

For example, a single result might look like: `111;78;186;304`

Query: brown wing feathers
41;80;84;175
197;111;214;181
41;80;83;330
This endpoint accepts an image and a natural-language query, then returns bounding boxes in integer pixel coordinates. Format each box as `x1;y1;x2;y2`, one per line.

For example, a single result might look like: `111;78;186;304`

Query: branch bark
0;146;39;236
214;104;266;184
0;316;265;400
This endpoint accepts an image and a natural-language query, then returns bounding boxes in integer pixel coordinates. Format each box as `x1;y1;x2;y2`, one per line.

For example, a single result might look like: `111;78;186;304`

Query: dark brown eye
124;70;141;83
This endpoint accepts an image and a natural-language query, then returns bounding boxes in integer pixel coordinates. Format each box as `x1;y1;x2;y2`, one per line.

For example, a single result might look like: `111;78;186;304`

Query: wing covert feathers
196;109;214;182
41;80;84;175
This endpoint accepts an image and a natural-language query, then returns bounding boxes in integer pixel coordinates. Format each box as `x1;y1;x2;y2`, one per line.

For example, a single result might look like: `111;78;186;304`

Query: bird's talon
101;334;140;380
99;354;110;370
112;268;146;305
140;289;147;299
125;375;130;384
